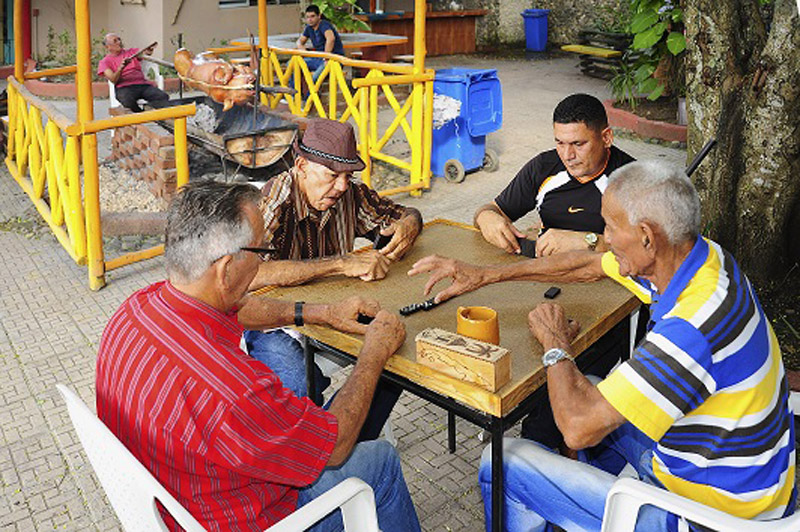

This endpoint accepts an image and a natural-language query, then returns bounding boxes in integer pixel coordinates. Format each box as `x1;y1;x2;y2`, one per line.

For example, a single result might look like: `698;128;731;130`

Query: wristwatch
585;232;599;251
294;301;305;327
542;347;573;367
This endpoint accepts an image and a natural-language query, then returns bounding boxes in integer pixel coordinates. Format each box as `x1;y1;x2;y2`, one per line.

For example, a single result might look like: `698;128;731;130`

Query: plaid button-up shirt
259;169;406;259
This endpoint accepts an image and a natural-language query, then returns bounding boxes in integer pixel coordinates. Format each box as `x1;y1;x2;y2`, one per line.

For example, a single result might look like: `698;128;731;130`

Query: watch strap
294;301;305;327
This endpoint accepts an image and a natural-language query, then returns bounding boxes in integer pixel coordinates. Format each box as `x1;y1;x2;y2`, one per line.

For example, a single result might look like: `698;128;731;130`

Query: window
219;0;299;7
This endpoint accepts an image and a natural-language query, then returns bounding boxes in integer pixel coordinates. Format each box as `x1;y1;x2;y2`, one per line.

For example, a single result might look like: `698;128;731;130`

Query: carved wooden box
415;328;511;392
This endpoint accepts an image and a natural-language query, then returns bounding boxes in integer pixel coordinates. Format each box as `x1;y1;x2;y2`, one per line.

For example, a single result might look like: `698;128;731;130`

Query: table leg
491;416;503;532
303;337;322;407
448;411;456;453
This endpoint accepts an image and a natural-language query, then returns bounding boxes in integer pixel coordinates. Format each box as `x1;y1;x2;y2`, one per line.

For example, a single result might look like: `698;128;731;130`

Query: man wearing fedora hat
246;118;423;440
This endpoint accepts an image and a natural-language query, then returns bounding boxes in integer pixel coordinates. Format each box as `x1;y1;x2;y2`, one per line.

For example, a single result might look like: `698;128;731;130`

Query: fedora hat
293;119;366;173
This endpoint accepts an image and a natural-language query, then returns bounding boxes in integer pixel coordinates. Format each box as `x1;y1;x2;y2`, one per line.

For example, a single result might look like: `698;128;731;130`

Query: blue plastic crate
431;68;502;178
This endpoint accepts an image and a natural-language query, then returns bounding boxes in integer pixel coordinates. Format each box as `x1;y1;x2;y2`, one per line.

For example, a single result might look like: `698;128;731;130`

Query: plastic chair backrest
108;59;164;109
602;476;800;532
58;383;381;532
56;384;206;532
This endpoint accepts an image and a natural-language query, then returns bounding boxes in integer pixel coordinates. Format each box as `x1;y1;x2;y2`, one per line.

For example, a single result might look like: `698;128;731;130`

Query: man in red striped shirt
96;180;420;532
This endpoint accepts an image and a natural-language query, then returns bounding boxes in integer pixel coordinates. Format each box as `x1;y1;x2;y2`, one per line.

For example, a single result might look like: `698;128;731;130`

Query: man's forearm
249;258;346;290
473;202;506;228
546;359;625;450
482;250;606;286
237;296;332;330
401;207;423;232
326;353;385;465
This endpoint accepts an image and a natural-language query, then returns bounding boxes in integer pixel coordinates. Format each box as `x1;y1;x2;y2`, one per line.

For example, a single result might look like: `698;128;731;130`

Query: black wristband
294;301;305;327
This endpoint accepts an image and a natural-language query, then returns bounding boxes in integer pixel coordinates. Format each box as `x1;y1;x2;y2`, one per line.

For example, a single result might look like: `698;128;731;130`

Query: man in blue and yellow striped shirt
409;160;796;531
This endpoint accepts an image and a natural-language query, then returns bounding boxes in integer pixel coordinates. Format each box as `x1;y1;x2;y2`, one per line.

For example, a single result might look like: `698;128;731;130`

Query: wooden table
255;219;639;532
235;33;409;63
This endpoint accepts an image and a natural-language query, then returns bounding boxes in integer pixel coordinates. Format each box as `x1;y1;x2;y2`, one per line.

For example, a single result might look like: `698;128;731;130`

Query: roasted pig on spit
174;48;256;111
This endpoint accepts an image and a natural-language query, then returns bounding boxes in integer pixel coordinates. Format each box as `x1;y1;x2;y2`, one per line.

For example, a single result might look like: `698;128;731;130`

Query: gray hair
606;160;701;245
164;180;262;283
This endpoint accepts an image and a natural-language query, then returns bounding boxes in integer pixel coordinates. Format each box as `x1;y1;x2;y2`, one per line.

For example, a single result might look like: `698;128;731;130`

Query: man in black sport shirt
474;93;635;257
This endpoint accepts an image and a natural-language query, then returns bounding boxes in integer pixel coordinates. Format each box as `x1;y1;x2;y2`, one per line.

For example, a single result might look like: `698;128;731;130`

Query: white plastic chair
108;59;165;109
602;476;800;532
601;390;800;532
56;384;380;532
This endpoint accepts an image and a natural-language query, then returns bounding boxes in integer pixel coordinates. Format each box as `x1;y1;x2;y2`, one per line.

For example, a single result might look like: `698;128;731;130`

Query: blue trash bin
431;68;502;181
522;9;549;52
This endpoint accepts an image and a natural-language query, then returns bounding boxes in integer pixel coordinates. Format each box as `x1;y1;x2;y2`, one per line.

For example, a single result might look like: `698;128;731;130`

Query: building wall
106;1;164;57
30;0;301;65
31;0;108;62
164;0;302;57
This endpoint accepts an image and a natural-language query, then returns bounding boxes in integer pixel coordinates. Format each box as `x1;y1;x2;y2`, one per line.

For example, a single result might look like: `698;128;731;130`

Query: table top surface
234;33;408;49
256;219;638;417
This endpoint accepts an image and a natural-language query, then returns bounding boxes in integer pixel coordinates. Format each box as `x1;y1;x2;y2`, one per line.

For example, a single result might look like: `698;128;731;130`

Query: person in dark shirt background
474;93;635;257
296;4;345;80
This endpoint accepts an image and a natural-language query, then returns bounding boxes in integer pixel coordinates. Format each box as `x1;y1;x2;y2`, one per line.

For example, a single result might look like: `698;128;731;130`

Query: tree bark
685;0;800;279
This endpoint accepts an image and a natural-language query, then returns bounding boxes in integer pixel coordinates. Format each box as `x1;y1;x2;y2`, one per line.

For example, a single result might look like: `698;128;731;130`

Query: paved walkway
1;55;686;531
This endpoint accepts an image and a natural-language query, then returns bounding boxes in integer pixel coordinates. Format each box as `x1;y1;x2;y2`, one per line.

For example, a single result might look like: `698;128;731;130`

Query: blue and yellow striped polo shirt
597;237;795;521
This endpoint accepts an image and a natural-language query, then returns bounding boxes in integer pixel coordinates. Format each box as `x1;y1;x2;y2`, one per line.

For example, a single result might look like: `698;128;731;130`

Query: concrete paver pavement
1;55;687;531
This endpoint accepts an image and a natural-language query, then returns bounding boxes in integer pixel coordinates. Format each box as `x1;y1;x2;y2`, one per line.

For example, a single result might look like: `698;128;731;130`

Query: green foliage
609;54;640;110
626;0;685;100
311;0;370;33
39;26;107;81
591;2;634;34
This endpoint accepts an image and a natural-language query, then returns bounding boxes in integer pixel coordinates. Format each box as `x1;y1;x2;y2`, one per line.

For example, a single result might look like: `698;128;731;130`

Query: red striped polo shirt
96;281;337;531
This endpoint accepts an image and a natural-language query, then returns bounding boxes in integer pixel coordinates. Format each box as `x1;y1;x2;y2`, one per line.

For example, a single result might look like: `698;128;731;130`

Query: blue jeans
296;439;421;532
244;329;401;441
304;57;327;82
478;423;671;532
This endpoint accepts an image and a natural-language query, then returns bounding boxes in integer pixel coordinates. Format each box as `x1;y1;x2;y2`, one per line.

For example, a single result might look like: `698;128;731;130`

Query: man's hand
475;209;525;254
340;250;391;281
536;229;594;257
379;215;421;261
325;296;381;334
361;310;406;365
528;303;581;350
407;254;486;303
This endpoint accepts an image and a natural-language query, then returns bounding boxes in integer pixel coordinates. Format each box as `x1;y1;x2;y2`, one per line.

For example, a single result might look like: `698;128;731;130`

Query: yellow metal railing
4;78;194;289
258;47;433;196
211;40;433;198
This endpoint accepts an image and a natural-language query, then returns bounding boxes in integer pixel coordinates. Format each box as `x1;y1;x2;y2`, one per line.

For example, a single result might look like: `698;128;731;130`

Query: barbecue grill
151;96;298;170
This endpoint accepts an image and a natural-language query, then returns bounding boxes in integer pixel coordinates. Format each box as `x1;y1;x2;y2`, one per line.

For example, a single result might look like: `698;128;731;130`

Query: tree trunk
685;0;800;279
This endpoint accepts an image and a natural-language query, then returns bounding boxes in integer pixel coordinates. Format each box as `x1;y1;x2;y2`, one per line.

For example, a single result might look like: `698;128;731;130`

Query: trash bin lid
522;8;549;17
466;76;502;136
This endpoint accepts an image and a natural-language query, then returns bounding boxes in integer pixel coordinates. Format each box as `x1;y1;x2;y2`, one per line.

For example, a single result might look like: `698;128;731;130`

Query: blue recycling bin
522;9;549;52
431;68;502;180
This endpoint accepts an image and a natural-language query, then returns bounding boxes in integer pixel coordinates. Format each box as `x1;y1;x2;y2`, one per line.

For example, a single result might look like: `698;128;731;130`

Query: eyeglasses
240;246;275;260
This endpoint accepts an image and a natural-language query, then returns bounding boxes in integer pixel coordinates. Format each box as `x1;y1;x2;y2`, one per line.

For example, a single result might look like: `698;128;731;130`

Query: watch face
543;348;567;366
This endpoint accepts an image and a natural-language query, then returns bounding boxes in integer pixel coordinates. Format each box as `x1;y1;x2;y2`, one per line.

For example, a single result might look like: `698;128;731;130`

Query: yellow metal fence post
410;0;427;196
75;0;105;290
175;117;189;188
13;0;23;81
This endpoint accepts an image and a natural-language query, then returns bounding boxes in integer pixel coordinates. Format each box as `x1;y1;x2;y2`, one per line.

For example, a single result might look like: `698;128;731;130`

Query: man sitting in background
98;33;168;112
96;180;420;532
297;4;345;81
